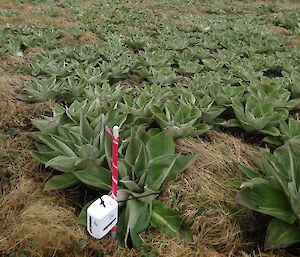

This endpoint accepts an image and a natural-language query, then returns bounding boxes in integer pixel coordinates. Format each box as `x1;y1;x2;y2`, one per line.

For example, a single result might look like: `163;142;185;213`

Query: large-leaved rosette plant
30;99;129;191
238;142;300;249
105;128;197;247
150;100;210;138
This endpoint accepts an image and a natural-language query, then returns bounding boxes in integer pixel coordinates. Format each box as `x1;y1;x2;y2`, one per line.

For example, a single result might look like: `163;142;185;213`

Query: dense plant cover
3;0;300;250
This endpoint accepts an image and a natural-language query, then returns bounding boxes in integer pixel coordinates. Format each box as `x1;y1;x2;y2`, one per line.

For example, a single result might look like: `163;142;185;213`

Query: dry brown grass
290;36;300;47
0;73;55;132
186;7;207;17
161;131;261;255
266;23;290;35
79;32;101;45
0;175;87;257
0;0;77;26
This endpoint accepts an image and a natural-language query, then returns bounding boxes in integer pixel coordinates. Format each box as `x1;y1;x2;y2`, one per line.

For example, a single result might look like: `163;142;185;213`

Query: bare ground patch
0;0;79;26
79;32;101;45
266;23;290;35
186;7;207;17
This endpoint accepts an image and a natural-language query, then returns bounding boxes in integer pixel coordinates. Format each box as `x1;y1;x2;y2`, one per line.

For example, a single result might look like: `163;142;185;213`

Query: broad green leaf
80;114;93;141
263;136;283;146
31;119;57;134
44;173;79;191
146;155;177;191
168;154;198;178
260;127;280;137
75;166;112;191
146;131;174;160
240;164;261;179
120;177;143;192
38;134;77;157
226;119;241;128
77;144;99;159
239;178;297;224
125;137;146;177
151;200;191;240
125;199;151;247
30;150;59;164
46;156;81;173
265;219;300;250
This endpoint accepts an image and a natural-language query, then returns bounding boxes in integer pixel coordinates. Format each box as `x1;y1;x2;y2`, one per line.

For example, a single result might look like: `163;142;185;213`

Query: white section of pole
113;126;119;138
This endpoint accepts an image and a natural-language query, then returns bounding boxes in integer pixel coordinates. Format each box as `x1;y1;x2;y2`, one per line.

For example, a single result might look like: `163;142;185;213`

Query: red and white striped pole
105;125;119;239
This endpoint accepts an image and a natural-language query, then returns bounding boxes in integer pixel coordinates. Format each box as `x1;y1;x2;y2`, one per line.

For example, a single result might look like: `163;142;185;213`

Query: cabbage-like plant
208;83;245;106
174;51;203;75
17;77;62;102
76;66;109;85
151;100;210;138
228;95;288;136
202;58;224;71
284;71;300;98
175;87;226;125
248;80;300;110
28;51;80;77
62;76;87;101
30;99;129;191
142;50;173;67
237;144;300;249
149;67;178;85
118;93;154;124
125;33;150;50
177;60;203;75
263;119;300;150
101;53;137;80
193;96;226;125
165;36;189;50
85;83;127;109
109;129;197;247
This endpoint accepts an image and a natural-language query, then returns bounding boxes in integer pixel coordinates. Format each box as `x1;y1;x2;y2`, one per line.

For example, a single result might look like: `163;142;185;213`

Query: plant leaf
151;200;192;240
265;218;300;250
124;199;151;247
238;178;297;224
75;166;112;191
146;154;177;191
168;154;198;178
46;156;81;173
146;131;174;160
44;173;79;191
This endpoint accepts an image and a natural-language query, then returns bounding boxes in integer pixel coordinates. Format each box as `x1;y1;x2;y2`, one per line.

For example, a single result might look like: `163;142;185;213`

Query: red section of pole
105;126;119;236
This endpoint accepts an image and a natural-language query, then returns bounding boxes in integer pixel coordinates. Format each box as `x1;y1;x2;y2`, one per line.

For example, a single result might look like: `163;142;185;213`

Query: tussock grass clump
0;176;86;257
161;130;260;255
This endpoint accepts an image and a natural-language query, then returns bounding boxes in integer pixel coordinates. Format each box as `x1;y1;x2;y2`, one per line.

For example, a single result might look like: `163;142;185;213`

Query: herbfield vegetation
0;0;300;256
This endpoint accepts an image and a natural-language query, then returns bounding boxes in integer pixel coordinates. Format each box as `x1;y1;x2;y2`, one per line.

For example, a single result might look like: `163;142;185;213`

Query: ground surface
0;0;300;256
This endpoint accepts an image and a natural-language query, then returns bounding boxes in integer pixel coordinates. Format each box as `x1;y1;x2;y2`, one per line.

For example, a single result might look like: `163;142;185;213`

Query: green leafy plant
208;83;245;106
228;95;288;136
149;67;178;85
151;100;210;138
175;87;226;125
263;119;300;150
248;80;300;110
111;129;197;247
237;143;300;249
30;99;129;191
17;77;62;102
